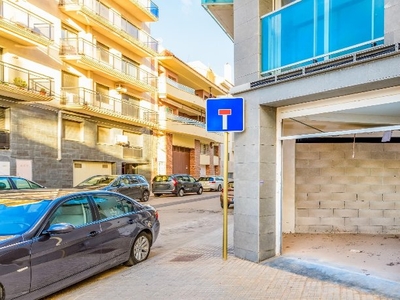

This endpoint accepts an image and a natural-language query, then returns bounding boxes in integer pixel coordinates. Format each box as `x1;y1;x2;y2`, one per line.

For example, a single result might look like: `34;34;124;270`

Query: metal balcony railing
0;0;53;43
59;0;158;53
166;78;196;95
59;38;157;90
61;87;159;125
0;61;54;95
123;146;143;159
167;113;206;129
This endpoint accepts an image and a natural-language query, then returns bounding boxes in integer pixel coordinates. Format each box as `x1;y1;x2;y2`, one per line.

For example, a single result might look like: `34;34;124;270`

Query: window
63;119;82;141
93;194;137;219
49;197;93;227
0;108;10;149
62;71;78;88
97;126;111;144
96;42;109;64
96;83;109;104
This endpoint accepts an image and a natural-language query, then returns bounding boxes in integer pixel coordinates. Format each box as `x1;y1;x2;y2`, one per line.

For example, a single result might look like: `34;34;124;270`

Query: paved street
46;193;400;300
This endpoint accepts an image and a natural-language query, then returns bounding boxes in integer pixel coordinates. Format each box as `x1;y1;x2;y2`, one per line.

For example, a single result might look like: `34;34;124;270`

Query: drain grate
170;254;203;262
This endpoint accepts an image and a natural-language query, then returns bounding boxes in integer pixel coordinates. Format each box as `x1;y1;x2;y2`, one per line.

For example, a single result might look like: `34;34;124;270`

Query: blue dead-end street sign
206;98;244;132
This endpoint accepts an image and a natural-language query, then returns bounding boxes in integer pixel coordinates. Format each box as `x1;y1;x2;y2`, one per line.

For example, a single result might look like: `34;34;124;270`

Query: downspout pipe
57;110;62;161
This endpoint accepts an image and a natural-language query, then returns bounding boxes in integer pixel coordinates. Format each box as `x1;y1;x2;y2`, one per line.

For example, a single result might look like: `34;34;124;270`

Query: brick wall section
190;139;201;177
166;133;173;175
295;142;400;234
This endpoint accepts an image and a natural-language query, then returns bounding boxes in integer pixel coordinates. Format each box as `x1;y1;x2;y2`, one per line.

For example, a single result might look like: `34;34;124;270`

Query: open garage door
73;161;114;186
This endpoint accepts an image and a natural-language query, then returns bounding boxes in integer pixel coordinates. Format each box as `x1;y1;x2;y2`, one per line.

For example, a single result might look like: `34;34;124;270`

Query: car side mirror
43;223;75;235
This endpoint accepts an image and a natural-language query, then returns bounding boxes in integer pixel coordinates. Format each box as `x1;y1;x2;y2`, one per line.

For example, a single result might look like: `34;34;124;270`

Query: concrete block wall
295;142;400;234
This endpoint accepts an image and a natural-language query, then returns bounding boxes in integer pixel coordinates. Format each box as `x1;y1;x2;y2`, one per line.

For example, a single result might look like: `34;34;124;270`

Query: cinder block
308;208;333;218
345;217;370;226
331;176;357;185
296;209;309;217
333;193;357;201
320;167;345;176
332;224;358;233
295;184;320;193
345;168;371;176
370;217;395;226
369;201;395;210
346;185;371;193
358;193;382;201
296;168;321;177
383;176;400;185
296;151;320;160
306;225;334;233
369;185;396;194
356;159;384;168
320;184;346;193
382;226;400;234
320;200;345;209
295;217;321;225
307;192;331;201
320;217;344;226
357;226;383;234
383;210;400;218
357;176;383;185
333;209;358;218
359;209;383;218
320;151;344;160
344;200;369;209
383;193;400;201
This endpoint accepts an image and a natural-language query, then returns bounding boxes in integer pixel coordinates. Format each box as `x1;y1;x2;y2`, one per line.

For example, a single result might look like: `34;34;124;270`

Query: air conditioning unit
115;134;129;147
115;84;127;93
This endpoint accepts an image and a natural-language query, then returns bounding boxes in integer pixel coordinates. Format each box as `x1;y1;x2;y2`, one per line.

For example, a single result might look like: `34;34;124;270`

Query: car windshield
0;199;51;235
76;175;117;187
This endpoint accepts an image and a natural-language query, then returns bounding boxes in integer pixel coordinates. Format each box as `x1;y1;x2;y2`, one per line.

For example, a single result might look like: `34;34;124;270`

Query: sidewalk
50;218;400;300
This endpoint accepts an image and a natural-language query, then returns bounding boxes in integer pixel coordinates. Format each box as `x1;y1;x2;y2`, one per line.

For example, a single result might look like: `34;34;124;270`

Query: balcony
59;38;157;93
261;0;384;75
0;0;54;47
201;0;233;40
161;113;223;143
60;87;159;128
113;0;159;22
0;61;54;101
59;0;158;57
159;77;205;110
123;146;143;159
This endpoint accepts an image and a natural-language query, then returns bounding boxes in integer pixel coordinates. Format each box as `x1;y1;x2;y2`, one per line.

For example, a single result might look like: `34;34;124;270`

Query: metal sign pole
222;131;229;260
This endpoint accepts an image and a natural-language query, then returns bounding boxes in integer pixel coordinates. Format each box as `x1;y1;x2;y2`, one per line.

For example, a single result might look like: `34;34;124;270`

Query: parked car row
0;186;160;300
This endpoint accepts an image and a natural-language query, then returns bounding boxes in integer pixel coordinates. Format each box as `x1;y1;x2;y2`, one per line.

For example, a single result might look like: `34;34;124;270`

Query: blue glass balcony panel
261;0;384;74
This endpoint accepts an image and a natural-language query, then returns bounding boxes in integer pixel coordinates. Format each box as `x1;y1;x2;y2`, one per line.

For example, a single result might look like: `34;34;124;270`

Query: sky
150;0;234;79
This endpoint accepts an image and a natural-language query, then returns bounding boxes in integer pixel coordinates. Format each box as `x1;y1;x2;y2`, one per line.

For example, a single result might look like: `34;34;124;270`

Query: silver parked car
198;176;223;191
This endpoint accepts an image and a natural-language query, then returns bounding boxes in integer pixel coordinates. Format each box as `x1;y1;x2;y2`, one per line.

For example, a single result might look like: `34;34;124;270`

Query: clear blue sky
150;0;234;79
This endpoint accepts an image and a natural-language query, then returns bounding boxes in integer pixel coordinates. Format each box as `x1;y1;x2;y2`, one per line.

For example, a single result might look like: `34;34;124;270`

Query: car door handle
89;231;100;237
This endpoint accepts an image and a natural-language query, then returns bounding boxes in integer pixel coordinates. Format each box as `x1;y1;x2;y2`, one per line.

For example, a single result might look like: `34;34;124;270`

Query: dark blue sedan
0;189;160;300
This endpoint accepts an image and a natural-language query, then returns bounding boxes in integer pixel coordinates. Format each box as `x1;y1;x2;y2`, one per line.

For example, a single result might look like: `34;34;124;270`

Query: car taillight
155;210;159;220
211;181;216;183
172;178;178;186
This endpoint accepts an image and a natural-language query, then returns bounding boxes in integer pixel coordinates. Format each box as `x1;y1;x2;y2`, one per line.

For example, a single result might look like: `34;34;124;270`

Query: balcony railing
59;38;157;91
166;78;196;95
59;0;158;54
0;0;53;46
61;87;159;127
0;61;54;97
261;0;384;75
167;113;206;129
123;147;143;159
129;0;159;19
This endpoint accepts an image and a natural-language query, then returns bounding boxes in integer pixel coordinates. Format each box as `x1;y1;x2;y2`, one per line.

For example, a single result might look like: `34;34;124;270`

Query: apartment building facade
0;0;229;188
203;0;400;262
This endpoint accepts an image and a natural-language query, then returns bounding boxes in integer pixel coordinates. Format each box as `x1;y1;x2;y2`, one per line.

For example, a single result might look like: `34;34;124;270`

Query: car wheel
0;284;4;300
154;193;162;197
197;187;203;195
141;190;150;202
177;188;184;197
124;232;151;266
217;185;222;192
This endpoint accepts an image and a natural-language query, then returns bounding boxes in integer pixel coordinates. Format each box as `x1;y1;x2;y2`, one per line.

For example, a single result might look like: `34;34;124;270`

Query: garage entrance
73;161;114;186
172;146;190;174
